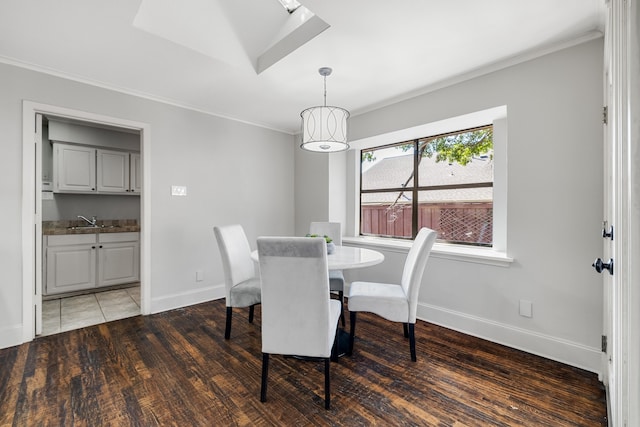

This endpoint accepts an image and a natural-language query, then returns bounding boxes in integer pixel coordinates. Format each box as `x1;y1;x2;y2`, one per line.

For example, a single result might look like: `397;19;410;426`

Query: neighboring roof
361;153;493;204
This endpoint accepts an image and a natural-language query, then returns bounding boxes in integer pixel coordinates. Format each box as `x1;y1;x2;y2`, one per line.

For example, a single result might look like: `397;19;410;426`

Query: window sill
342;236;514;267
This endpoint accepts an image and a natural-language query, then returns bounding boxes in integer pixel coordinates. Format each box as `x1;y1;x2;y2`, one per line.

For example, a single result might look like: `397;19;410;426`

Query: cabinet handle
99;245;103;248
91;246;96;249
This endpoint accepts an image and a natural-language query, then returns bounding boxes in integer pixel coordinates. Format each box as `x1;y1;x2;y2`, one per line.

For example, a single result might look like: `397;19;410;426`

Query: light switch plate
171;185;187;196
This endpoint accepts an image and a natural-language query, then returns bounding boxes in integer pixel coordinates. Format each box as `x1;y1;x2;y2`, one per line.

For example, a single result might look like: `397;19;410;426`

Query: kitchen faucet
78;215;97;227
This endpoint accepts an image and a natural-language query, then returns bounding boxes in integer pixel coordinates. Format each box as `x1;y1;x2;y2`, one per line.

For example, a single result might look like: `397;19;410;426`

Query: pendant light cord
323;75;327;107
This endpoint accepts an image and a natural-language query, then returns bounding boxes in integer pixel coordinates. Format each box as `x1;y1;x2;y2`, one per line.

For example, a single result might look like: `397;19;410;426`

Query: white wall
0;62;295;348
298;38;605;373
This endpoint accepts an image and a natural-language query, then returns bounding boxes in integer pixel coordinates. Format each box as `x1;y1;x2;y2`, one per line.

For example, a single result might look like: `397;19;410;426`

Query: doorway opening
22;101;151;342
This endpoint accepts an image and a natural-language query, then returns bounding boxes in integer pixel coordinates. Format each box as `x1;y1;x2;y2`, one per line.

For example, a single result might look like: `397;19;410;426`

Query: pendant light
300;67;350;152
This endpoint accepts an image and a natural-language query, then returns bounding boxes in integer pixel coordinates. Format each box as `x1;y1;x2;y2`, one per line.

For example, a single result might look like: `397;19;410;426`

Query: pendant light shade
300;67;350;152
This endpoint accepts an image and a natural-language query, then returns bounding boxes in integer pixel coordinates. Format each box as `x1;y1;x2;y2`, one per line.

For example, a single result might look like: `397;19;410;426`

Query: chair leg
249;305;255;323
324;358;331;410
403;323;409;338
339;291;345;327
260;353;269;402
348;312;357;356
225;307;233;339
330;327;339;362
408;323;416;362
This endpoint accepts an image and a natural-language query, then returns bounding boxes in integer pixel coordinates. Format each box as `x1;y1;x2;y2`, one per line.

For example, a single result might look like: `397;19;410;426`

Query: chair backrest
309;222;342;245
401;227;437;323
257;236;333;357
214;225;256;301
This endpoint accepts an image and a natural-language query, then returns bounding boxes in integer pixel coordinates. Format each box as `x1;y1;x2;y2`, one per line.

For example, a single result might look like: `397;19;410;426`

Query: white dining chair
309;222;345;326
348;227;437;361
257;236;341;410
214;224;261;340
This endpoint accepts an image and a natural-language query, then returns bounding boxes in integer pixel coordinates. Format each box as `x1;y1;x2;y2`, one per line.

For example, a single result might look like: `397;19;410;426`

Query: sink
67;225;100;230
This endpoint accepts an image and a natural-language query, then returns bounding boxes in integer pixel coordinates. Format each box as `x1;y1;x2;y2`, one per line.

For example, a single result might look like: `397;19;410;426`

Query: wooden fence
361;202;493;245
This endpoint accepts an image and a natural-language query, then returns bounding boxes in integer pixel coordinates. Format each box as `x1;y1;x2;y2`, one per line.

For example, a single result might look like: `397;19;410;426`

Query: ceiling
0;0;606;135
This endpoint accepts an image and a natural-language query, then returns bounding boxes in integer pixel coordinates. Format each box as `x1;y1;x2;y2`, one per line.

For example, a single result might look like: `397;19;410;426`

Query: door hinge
602;106;608;125
601;335;607;353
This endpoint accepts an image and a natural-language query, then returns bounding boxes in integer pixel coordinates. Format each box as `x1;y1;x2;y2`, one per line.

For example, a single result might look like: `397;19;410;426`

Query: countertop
43;219;140;235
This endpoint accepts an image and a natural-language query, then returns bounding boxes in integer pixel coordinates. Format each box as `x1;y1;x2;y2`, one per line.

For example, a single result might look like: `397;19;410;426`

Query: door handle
592;258;614;275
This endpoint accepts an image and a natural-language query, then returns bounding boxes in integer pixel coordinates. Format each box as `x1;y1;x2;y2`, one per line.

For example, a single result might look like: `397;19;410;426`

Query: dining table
251;243;385;357
250;244;384;270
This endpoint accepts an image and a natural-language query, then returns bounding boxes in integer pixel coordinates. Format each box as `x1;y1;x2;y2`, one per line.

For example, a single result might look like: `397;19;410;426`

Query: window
360;125;493;247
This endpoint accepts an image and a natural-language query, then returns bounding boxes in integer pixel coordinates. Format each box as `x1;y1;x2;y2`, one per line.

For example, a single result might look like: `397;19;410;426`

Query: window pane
361;144;414;190
417;128;493;186
417;153;493;187
361;192;413;238
418;190;493;246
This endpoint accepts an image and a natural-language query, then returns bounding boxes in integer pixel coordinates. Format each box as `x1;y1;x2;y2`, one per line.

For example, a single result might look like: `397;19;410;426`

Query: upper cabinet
97;149;130;193
130;152;141;194
54;143;97;192
53;142;140;195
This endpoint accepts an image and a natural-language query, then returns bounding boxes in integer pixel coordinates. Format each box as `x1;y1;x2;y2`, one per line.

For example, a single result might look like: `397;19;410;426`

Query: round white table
251;245;384;270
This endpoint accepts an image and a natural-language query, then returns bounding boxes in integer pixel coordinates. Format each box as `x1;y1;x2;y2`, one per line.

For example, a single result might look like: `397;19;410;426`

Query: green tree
419;128;493;165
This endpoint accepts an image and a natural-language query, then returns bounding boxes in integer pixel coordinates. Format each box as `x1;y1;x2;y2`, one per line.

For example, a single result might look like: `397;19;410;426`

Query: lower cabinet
44;232;139;296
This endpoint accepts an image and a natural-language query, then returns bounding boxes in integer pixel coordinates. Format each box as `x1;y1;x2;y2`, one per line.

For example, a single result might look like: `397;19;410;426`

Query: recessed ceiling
0;0;606;134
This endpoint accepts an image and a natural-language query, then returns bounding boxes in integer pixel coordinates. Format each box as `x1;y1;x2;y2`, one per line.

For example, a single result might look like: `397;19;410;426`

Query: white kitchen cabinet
97;149;130;193
45;234;97;295
129;153;141;194
53;143;96;193
44;232;140;295
53;142;140;195
98;233;140;287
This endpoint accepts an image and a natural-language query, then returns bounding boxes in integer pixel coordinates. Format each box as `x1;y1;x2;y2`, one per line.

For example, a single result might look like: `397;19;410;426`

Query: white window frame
346;106;512;267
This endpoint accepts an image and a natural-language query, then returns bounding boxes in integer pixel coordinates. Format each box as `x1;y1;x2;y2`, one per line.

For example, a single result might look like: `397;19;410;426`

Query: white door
601;65;616;418
601;1;639;424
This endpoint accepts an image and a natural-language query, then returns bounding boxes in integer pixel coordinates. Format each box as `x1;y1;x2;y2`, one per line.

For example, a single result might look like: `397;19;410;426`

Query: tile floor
41;286;141;336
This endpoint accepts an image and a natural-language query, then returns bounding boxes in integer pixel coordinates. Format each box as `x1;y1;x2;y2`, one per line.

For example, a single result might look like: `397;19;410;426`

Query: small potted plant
306;234;335;254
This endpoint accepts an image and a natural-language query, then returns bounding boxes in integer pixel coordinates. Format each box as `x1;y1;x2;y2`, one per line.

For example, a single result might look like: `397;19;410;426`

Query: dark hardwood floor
1;299;606;426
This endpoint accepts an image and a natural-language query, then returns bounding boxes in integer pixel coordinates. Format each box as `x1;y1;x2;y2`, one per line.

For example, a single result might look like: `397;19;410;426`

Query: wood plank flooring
0;299;606;426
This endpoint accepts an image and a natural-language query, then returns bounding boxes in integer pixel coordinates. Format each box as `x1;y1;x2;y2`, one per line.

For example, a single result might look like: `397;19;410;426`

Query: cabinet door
53;143;96;193
45;244;97;295
98;241;140;287
97;149;130;193
130;153;142;194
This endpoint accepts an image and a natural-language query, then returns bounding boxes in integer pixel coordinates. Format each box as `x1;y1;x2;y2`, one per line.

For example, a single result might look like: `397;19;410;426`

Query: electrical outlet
196;270;204;282
519;300;533;318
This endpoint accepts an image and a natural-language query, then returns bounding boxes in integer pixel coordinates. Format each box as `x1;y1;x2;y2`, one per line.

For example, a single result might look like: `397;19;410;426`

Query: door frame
21;101;151;342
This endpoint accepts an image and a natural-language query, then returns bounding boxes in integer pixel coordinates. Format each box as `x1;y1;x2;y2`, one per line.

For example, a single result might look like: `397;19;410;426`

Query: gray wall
0;61;295;347
296;38;605;373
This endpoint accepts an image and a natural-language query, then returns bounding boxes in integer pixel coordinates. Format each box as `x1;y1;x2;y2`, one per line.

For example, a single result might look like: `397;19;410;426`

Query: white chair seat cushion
348;281;409;323
329;270;345;292
229;277;261;307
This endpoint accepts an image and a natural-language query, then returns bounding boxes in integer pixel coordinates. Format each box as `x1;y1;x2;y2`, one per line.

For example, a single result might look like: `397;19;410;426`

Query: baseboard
0;324;24;350
417;302;602;375
151;284;225;314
